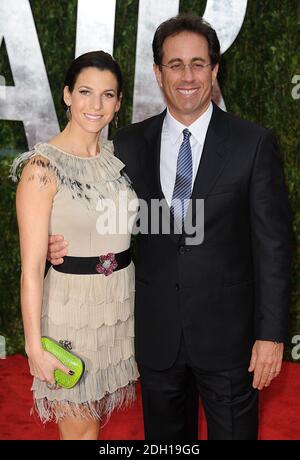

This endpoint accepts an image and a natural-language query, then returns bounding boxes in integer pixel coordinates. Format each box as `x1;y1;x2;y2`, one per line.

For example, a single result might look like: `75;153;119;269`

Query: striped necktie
171;128;193;228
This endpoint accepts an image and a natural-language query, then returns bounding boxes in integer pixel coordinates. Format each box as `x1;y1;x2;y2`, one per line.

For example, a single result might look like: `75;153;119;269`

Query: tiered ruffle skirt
31;263;139;423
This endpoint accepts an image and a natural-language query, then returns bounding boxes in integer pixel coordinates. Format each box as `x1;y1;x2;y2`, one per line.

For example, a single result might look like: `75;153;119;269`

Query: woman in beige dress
11;51;139;440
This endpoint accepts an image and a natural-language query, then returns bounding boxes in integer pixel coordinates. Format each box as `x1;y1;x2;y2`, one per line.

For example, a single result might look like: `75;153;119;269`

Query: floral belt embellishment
96;253;118;276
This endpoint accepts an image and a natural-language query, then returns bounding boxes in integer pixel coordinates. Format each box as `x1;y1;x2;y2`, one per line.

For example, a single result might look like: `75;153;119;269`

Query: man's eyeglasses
160;62;213;73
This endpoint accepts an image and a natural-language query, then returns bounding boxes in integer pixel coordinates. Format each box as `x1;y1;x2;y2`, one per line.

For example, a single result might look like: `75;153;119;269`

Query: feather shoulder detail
10;138;129;204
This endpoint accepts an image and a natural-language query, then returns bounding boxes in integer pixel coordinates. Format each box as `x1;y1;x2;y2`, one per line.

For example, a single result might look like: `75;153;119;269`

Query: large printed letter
132;0;180;123
76;0;116;57
203;0;247;54
0;0;59;149
76;0;116;138
76;0;116;139
203;0;247;109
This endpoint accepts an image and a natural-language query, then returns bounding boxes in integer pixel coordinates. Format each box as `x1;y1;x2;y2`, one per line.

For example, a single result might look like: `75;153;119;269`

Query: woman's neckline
42;141;104;160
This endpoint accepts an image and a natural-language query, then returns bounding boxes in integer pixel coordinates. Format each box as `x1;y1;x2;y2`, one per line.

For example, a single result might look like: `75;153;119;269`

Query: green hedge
0;0;299;359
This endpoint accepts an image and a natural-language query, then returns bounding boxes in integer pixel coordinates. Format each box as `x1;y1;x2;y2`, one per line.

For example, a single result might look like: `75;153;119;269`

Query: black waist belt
52;249;131;276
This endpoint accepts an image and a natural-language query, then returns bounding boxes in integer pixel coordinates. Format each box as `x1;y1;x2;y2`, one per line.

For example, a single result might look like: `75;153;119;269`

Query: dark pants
139;337;258;440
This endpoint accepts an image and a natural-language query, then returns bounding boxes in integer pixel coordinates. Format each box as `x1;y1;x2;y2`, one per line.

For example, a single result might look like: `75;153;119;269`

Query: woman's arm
16;156;70;384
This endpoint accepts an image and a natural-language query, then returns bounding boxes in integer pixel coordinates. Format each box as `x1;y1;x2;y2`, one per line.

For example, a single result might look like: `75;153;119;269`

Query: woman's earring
114;113;119;129
66;105;71;121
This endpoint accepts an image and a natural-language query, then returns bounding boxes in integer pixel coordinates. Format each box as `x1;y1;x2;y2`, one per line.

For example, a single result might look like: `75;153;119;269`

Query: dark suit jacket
114;103;293;371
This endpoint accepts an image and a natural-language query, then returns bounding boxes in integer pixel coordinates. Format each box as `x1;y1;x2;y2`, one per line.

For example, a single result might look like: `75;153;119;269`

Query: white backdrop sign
0;0;247;148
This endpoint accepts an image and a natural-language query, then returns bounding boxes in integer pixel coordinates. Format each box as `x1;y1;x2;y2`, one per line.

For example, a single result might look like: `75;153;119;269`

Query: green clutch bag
41;336;85;389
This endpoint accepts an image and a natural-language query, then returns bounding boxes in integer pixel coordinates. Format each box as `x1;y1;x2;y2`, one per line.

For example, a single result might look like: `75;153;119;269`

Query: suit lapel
143;110;181;243
187;104;231;223
142;110;166;200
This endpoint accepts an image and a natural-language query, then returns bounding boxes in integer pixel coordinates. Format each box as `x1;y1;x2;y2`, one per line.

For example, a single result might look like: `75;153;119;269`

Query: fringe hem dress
11;138;139;423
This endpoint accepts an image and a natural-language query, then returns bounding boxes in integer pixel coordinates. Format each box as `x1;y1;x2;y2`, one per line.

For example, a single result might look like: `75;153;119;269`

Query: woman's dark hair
61;50;123;111
152;14;220;69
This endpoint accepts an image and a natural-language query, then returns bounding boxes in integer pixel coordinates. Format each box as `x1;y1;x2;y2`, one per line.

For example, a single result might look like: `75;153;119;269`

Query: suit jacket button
175;283;180;291
178;246;185;255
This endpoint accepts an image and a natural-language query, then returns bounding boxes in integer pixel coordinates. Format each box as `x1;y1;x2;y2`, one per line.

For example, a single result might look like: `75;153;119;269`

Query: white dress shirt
160;102;213;206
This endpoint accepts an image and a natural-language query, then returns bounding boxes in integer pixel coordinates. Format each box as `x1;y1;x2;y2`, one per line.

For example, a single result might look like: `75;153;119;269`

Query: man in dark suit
48;14;293;440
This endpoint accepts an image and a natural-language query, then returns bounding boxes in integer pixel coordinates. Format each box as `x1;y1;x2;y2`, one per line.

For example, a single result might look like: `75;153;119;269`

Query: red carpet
0;355;299;440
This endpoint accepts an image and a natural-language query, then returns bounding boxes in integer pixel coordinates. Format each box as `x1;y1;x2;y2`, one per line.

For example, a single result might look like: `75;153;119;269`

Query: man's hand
248;340;284;390
47;234;68;265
